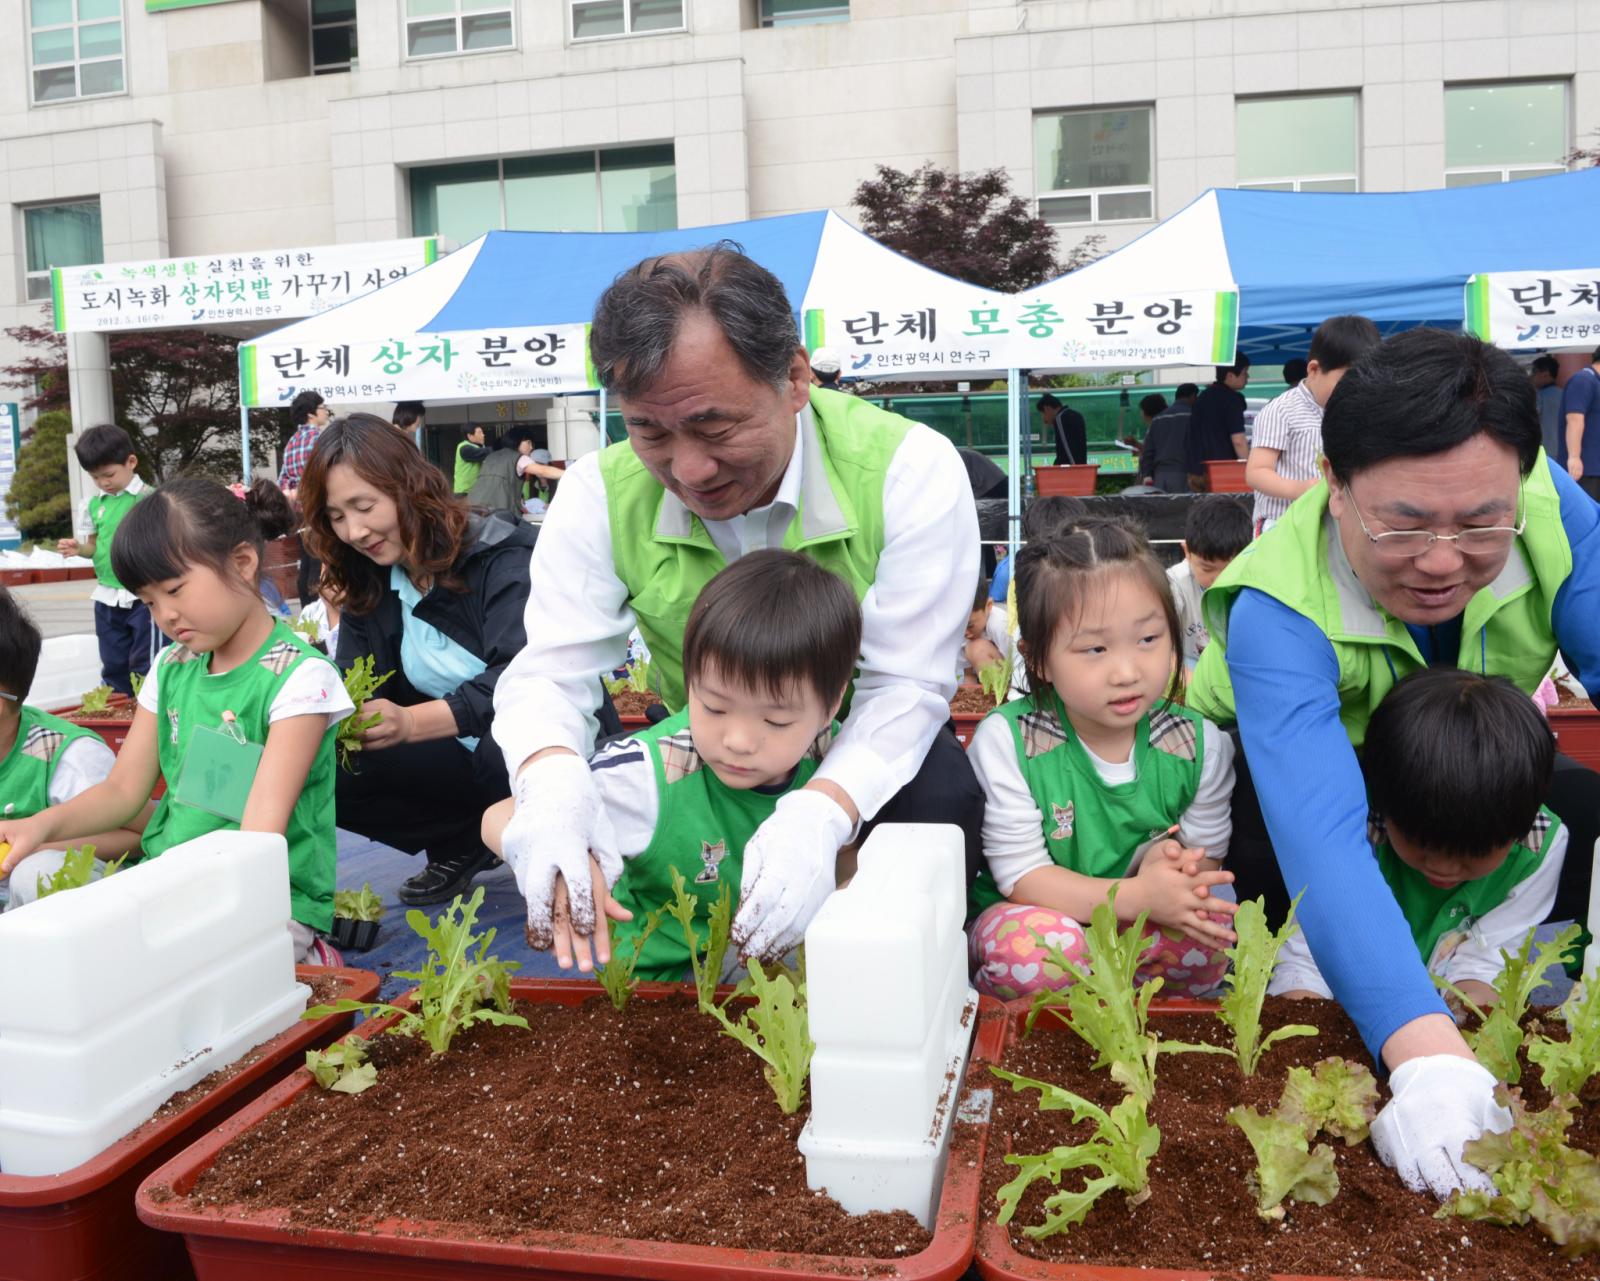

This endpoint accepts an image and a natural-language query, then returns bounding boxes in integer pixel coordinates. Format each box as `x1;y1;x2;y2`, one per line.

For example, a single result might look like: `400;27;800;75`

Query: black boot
398;842;500;906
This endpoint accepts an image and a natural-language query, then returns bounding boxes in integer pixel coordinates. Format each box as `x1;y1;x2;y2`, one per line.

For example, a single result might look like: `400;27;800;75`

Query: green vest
0;706;103;820
453;441;483;494
88;486;145;591
610;708;833;982
1374;808;1557;971
1189;461;1571;748
969;692;1207;916
600;387;908;712
141;621;337;931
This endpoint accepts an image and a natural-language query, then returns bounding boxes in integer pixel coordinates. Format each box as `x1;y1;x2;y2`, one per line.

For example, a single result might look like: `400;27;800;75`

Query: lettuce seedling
36;845;125;899
991;1067;1160;1240
1279;1057;1380;1145
304;1039;377;1094
77;685;114;717
332;883;385;922
603;658;653;696
1440;1086;1600;1257
977;654;1014;707
1438;924;1583;1085
597;907;665;1012
665;867;732;1013
304;887;528;1056
709;958;813;1115
1227;1104;1340;1221
336;656;394;772
1527;979;1600;1100
1025;889;1164;1102
1212;895;1318;1075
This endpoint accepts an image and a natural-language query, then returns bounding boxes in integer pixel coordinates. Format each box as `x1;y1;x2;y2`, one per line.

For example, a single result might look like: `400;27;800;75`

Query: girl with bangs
0;478;351;962
966;517;1239;1000
298;414;543;907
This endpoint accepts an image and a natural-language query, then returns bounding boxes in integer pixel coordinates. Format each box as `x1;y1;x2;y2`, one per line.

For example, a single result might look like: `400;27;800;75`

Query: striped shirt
1249;381;1323;527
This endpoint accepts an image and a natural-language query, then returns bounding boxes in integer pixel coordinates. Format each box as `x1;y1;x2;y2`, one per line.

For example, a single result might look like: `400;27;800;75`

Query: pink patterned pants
968;902;1230;1000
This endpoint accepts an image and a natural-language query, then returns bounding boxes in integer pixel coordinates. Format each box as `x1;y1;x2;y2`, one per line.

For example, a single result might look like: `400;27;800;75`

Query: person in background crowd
1282;358;1308;388
467;428;529;524
393;401;425;447
1187;355;1252;490
279;390;330;606
1559;345;1600;501
453;424;491;495
1041;393;1089;466
1530;356;1563;462
810;346;846;390
1137;383;1197;494
1168;495;1251;673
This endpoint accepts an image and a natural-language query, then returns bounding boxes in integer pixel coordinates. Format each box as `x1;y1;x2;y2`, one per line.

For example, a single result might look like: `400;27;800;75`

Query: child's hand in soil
1126;841;1237;947
1443;978;1498;1022
548;849;632;973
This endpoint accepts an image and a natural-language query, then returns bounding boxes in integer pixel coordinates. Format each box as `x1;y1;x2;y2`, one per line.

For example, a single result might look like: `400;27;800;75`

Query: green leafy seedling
709;958;813;1115
977;653;1014;707
129;671;145;699
35;845;125;899
335;656;394;772
1211;895;1319;1076
1228;1104;1340;1221
603;658;653;697
304;887;527;1056
991;1068;1160;1240
305;1039;377;1094
1438;924;1583;1085
1528;979;1600;1099
289;614;323;646
1441;1086;1600;1257
1278;1057;1380;1145
597;907;665;1012
332;883;385;922
665;868;733;1013
77;685;114;717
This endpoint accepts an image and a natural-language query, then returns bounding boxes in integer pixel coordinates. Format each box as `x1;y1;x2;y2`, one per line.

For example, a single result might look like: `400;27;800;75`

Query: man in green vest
492;244;982;971
453;423;489;493
1188;328;1600;1199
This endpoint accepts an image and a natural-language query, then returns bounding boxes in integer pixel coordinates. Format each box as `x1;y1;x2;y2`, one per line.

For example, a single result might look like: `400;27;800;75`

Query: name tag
172;723;262;822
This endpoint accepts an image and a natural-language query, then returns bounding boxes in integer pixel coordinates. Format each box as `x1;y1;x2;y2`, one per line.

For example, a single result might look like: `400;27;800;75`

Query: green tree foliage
5;409;73;540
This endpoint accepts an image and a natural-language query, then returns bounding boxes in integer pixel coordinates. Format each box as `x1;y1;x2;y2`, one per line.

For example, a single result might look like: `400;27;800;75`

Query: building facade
2;0;1597;376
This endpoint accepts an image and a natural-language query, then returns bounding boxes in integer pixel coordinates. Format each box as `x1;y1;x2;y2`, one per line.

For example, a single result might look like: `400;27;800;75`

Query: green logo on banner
1463;274;1492;341
803;308;826;353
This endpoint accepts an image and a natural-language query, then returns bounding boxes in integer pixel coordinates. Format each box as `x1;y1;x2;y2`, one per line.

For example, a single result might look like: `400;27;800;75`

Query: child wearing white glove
484;550;862;978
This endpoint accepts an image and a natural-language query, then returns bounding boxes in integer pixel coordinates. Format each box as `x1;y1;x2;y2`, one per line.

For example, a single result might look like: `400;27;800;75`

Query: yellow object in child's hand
0;841;12;874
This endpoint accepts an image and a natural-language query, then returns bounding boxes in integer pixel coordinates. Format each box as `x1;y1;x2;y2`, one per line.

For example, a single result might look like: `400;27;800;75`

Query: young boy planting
484;549;862;979
1270;668;1567;1012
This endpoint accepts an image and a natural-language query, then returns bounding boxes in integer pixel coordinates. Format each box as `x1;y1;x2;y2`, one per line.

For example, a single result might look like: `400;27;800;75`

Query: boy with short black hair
1169;496;1251;670
1272;669;1567;1012
1247;314;1382;532
58;424;154;696
0;588;145;909
484;550;863;978
964;576;1014;681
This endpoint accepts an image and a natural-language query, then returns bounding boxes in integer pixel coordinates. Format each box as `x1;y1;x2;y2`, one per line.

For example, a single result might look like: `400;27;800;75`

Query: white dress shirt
494;405;978;821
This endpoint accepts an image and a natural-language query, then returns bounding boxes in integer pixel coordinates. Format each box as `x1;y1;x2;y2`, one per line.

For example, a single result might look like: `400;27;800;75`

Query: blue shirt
391;566;489;752
1226;458;1600;1059
990;555;1012;604
1558;366;1600;470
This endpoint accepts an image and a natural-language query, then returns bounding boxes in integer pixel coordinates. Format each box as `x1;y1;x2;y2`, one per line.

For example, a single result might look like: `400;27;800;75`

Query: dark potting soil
949;686;996;716
983;996;1600;1281
183;991;933;1260
611;689;662;717
64;701;137;722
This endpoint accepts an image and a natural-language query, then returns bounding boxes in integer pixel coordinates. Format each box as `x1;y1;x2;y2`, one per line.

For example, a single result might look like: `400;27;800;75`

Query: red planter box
1550;705;1600;771
50;695;137;754
951;713;984;747
0;964;379;1281
1033;465;1099;497
136;979;1003;1281
1204;458;1249;491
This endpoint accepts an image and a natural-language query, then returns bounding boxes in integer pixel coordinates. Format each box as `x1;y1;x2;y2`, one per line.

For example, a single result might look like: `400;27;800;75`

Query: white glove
1371;1056;1511;1198
733;789;853;962
501;754;621;949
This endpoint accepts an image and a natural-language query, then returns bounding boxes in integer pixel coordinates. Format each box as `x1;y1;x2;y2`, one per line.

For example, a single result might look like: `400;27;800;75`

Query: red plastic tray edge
0;964;379;1207
135;979;1005;1281
972;997;1414;1281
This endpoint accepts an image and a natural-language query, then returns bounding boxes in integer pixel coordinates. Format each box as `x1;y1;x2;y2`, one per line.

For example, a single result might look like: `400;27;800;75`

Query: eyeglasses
1344;487;1525;559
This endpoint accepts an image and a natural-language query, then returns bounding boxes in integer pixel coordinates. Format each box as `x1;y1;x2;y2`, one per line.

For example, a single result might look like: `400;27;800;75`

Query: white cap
810;346;842;375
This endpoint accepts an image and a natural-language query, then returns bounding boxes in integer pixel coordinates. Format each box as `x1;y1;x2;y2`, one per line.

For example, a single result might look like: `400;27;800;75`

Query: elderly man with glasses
1188;327;1600;1202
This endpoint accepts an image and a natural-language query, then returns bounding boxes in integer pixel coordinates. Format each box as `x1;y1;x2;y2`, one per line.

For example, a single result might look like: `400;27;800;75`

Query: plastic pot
1550;705;1600;771
136;979;1004;1281
0;964;378;1281
1033;465;1099;497
328;916;381;952
1203;458;1249;491
951;714;984;748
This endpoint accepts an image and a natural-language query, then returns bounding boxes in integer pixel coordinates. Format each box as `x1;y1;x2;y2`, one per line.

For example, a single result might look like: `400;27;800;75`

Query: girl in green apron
0;479;353;962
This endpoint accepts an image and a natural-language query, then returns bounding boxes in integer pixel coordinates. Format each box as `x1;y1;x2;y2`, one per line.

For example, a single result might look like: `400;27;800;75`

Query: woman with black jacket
297;414;594;905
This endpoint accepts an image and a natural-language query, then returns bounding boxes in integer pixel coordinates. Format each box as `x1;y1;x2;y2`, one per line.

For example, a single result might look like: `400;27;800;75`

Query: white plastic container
27;633;107;713
799;823;978;1229
0;831;305;1176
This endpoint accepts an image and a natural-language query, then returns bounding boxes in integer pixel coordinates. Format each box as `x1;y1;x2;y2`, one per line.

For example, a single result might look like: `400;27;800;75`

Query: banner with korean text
1004;285;1240;370
1464;270;1600;349
52;238;440;333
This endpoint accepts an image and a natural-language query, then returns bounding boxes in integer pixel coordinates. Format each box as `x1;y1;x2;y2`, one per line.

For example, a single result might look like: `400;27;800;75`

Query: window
1236;94;1358;192
1033;107;1153;225
405;0;512;59
311;0;357;73
28;0;124;105
1445;81;1568;186
759;0;848;25
24;201;103;301
411;147;677;243
570;0;684;40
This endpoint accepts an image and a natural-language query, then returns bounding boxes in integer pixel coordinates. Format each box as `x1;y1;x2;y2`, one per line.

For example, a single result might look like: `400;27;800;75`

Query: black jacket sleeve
458;442;493;463
440;541;533;739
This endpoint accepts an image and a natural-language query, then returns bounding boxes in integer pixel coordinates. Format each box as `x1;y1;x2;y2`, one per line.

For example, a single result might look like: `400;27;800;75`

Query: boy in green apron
485;550;862;979
1271;668;1568;1010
